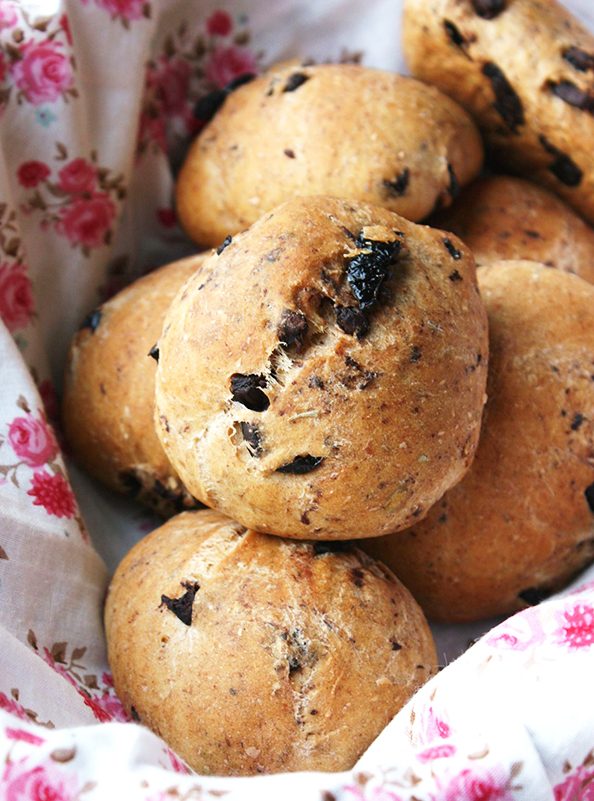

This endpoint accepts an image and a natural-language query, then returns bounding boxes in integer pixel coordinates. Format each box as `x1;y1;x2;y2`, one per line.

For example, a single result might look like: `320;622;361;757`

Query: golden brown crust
105;509;437;775
363;261;594;622
62;255;208;517
431;175;594;282
403;0;594;224
176;63;483;246
155;196;488;540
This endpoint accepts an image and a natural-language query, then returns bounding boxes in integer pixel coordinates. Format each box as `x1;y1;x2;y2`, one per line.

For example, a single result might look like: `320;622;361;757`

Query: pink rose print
204;45;257;89
0;692;30;722
0;262;35;332
60;13;73;46
206;10;233;37
0;1;17;30
165;746;191;775
555;763;594;801
2;758;79;801
418;744;457;763
442;767;512;801
27;470;76;518
415;704;451;745
58;158;96;194
8;413;58;467
17;160;51;188
11;40;74;105
84;0;148;24
486;608;546;652
56;192;116;249
155;57;191;116
342;784;403;801
5;727;45;745
556;603;594;649
0;51;7;83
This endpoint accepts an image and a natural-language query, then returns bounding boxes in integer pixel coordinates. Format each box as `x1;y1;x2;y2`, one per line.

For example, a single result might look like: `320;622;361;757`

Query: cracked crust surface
403;0;594;223
364;261;594;622
155;196;489;540
431;175;594;282
176;63;483;247
63;254;208;517
104;508;437;775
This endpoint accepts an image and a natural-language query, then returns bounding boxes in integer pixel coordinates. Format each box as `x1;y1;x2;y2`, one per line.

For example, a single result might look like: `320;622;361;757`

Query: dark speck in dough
80;309;102;333
482;62;524;132
346;235;402;311
443;238;462;260
283;73;310;93
382;168;410;197
160;581;200;626
230;373;270;412
148;344;159;362
217;235;232;255
335;305;369;338
278;309;308;347
585;483;594;513
277;455;324;474
563;46;594;72
472;0;506;19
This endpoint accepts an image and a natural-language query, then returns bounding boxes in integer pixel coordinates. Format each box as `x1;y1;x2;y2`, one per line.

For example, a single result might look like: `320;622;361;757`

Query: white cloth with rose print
0;0;593;799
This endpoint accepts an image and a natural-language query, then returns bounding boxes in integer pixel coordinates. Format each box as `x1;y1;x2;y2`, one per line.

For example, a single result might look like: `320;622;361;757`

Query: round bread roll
403;0;594;224
363;261;594;622
177;63;483;247
155;196;489;540
63;255;208;517
431;175;594;283
105;509;438;775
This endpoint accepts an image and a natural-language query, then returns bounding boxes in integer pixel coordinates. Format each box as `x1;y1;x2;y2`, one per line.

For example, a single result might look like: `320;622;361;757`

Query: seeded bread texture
63;255;208;517
155;196;488;540
431;175;594;282
177;63;483;247
105;508;438;775
403;0;594;224
364;261;594;622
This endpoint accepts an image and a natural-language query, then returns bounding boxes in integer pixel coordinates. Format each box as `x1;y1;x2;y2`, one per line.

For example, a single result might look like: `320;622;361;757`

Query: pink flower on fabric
0;692;28;721
155;56;191;116
60;13;73;46
0;51;7;83
11;40;73;105
442;768;512;801
206;10;232;37
58;158;96;194
485;608;546;651
342;784;403;801
0;1;17;30
554;765;594;801
27;471;76;518
5;727;45;745
0;262;35;332
2;758;78;801
17;160;51;188
8;414;58;467
204;45;256;88
81;690;129;722
92;0;145;22
416;704;451;744
418;744;457;763
556;603;594;649
165;747;191;775
56;192;116;249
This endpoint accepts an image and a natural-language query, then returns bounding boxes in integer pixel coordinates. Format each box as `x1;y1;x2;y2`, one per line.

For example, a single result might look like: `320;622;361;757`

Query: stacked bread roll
64;0;594;778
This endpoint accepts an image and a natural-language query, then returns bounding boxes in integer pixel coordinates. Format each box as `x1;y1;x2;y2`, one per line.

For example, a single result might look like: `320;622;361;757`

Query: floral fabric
0;0;593;798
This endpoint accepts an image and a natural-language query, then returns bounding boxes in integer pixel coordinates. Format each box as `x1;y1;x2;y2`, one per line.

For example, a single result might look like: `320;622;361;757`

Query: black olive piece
443;19;466;49
217;235;232;255
194;73;256;122
563;46;594;73
278;309;308;347
230;373;270;412
130;706;140;721
79;309;102;333
148;344;159;362
447;163;460;199
382;168;410;197
518;586;552;606
277;455;324;474
482;62;524;132
240;422;262;456
586;483;594;513
283;72;310;92
346;235;402;311
335;305;369;338
548;80;594;112
570;412;585;431
449;270;463;282
472;0;506;19
539;135;583;187
410;346;422;363
160;581;200;626
443;238;462;260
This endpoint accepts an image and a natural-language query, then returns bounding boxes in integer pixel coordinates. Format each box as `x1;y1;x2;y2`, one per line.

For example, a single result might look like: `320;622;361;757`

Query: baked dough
105;508;438;775
364;261;594;622
63;254;207;516
403;0;594;224
177;63;483;246
155;196;489;540
432;175;594;282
